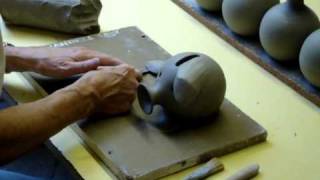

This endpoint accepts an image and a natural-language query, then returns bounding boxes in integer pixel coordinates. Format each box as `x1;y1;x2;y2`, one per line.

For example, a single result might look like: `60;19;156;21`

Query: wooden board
172;0;320;108
26;26;267;180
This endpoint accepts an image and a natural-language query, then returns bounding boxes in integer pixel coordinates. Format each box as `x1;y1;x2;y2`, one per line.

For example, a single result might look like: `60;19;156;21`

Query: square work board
25;26;267;180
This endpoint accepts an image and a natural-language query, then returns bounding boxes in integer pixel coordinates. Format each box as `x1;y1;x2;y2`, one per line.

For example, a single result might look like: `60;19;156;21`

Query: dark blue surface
0;90;81;180
0;90;16;108
174;0;320;107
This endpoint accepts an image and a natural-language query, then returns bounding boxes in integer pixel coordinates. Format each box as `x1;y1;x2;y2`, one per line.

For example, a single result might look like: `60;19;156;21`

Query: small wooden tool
226;164;260;180
184;158;224;180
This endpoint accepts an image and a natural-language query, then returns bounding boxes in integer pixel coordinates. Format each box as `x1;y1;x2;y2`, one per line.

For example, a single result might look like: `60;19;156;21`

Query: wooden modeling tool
184;158;224;180
226;164;260;180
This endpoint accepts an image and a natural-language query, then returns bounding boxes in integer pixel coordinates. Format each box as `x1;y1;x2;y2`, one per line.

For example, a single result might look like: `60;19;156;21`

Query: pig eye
176;54;199;66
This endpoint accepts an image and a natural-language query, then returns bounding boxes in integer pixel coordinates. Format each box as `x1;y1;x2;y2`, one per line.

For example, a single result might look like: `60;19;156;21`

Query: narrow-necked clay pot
222;0;279;36
299;29;320;88
138;52;226;120
259;0;320;61
196;0;223;12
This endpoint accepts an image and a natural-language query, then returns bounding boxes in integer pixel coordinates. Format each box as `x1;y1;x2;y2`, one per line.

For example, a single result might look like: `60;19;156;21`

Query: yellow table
2;0;320;179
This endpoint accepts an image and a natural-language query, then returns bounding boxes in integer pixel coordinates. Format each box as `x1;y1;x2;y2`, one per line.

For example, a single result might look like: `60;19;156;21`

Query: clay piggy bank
137;52;226;121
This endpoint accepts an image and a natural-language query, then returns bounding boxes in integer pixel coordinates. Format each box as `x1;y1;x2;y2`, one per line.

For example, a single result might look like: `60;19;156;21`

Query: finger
73;47;124;66
97;63;129;70
97;64;135;76
120;102;132;112
134;68;143;81
120;92;136;104
119;92;137;102
112;101;132;114
67;58;100;75
99;56;124;66
98;96;133;115
121;79;139;91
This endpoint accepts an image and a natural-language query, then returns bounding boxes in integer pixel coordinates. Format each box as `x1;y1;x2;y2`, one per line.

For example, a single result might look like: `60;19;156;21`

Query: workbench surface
2;0;320;179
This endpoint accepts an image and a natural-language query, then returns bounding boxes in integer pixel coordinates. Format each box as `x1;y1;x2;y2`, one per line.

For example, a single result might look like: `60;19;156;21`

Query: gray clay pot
222;0;279;36
299;29;320;88
196;0;223;12
259;0;320;61
138;52;226;119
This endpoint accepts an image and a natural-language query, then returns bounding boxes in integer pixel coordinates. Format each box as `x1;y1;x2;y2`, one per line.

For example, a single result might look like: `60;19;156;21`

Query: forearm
0;86;96;164
4;46;40;73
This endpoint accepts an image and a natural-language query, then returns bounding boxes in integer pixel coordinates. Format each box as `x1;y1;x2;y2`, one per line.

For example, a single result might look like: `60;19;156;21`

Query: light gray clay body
222;0;279;36
138;52;226;121
259;0;320;61
300;29;320;88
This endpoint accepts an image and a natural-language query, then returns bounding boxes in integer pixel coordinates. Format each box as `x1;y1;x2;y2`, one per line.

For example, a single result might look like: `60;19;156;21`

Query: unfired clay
222;0;279;36
196;0;223;12
138;52;226;121
300;29;320;88
259;0;320;61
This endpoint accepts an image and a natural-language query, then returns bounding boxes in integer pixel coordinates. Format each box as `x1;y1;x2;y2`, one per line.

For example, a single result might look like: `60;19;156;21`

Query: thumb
67;58;100;75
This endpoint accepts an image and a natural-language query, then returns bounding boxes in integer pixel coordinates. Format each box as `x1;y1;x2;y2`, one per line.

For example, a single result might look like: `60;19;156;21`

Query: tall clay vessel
259;0;320;61
196;0;223;12
222;0;279;36
138;52;226;120
299;29;320;88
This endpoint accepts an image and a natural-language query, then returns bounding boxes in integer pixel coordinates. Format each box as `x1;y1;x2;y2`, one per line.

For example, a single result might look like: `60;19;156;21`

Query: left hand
32;47;123;78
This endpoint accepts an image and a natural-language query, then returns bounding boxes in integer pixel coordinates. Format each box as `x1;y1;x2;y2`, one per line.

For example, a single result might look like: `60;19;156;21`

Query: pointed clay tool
184;158;224;180
226;164;260;180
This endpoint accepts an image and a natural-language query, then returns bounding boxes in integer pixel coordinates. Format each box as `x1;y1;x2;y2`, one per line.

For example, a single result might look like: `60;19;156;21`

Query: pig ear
142;60;165;77
173;59;200;105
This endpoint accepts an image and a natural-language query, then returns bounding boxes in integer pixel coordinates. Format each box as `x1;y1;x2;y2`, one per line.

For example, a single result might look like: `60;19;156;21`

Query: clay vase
196;0;223;12
259;0;320;62
138;52;226;120
299;29;320;88
222;0;279;36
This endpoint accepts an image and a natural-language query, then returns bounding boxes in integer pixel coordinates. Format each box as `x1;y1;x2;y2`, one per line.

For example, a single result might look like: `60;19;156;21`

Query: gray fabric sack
0;0;102;35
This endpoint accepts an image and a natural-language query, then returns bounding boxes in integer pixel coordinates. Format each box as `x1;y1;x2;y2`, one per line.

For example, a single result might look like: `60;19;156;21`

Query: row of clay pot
196;0;320;88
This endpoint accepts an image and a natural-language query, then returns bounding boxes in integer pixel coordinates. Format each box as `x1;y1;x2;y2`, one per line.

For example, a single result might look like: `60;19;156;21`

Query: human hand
34;47;124;78
69;64;140;115
5;46;123;77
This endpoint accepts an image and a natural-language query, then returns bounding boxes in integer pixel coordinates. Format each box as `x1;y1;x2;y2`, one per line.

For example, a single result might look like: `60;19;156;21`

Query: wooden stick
184;158;224;180
226;164;260;180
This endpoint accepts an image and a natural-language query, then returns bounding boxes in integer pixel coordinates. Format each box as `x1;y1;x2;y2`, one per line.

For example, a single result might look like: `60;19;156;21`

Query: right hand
70;64;140;115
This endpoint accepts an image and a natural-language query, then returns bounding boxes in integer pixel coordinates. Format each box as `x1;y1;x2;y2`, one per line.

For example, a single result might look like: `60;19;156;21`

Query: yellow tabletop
2;0;320;179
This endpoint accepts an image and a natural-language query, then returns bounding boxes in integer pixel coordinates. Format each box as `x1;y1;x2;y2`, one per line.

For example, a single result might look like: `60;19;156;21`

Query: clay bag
0;0;102;35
